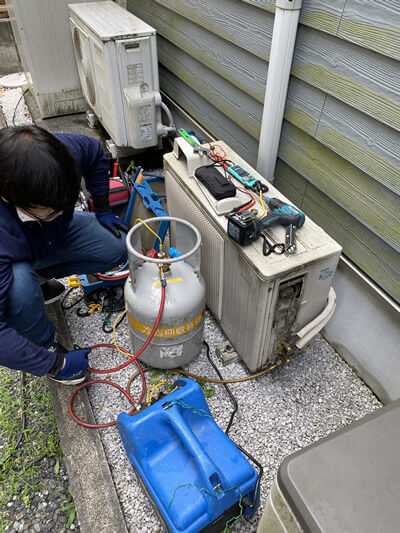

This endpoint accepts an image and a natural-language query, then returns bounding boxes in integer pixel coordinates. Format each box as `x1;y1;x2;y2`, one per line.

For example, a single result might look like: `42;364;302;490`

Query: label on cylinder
127;309;205;338
160;345;184;359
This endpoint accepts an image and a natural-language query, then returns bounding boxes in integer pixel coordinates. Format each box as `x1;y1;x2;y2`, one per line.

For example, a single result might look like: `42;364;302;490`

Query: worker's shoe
48;371;86;386
47;343;88;385
41;279;65;305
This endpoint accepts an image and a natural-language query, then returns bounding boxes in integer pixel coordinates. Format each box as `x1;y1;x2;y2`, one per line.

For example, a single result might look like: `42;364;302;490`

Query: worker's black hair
0;125;80;210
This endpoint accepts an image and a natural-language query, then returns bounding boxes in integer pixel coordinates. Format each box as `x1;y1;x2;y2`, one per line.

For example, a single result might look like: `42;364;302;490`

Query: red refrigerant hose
68;286;166;428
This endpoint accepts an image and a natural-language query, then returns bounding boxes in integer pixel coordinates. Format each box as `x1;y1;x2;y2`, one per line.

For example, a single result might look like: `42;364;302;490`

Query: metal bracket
105;139;118;160
216;342;240;366
276;0;302;10
86;109;99;128
193;146;211;157
173;137;209;177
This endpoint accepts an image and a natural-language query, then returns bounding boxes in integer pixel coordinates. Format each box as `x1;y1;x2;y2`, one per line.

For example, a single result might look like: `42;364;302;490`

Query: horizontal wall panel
338;0;400;62
242;0;346;36
300;0;345;35
139;7;399;208
294;26;400;132
157;37;263;140
130;0;326;140
274;159;308;207
159;66;259;165
133;1;400;133
129;0;268;103
242;0;400;61
242;0;346;33
275;161;400;303
240;0;275;13
316;96;400;195
279;122;400;252
154;0;273;60
285;78;325;137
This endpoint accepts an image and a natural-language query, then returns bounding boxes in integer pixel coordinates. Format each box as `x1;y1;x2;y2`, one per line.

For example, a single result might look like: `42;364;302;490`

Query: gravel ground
63;299;382;533
0;83;31;127
3;457;77;533
0;370;80;533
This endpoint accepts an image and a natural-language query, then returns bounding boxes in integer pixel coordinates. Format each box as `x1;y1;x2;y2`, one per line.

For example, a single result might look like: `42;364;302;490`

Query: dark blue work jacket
0;133;109;376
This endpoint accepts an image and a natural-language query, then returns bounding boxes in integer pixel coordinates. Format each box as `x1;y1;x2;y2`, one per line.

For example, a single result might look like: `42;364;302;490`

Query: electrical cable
202;342;263;510
12;88;29;126
203;341;237;435
118;166;132;198
102;305;126;334
61;287;86;310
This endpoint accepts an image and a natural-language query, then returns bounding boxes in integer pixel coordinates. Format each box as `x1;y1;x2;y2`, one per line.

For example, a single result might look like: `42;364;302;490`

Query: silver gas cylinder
124;216;206;369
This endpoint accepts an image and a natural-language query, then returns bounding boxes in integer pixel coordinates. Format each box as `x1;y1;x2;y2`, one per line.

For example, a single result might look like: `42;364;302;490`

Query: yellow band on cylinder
127;308;205;338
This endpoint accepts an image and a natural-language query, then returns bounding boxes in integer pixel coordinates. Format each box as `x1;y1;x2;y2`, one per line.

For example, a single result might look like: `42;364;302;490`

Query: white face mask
16;208;37;223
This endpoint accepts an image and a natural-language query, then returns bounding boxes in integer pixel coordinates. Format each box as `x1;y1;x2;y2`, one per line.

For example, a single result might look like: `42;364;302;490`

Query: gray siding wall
127;0;400;303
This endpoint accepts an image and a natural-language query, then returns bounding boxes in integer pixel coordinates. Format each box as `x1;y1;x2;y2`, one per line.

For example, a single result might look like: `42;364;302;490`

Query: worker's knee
103;233;128;270
7;262;43;313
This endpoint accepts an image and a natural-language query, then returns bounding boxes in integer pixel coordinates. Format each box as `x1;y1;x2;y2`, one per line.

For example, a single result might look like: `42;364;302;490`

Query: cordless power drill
227;197;305;252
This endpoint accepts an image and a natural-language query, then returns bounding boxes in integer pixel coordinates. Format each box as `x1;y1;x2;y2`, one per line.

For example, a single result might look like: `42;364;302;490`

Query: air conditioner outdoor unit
164;139;342;371
69;1;168;150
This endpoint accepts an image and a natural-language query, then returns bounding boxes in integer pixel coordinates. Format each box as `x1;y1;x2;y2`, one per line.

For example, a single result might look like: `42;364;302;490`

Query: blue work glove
56;348;90;379
95;211;129;238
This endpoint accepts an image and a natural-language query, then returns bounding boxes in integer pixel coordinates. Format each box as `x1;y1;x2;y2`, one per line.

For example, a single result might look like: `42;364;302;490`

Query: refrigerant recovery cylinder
125;217;206;369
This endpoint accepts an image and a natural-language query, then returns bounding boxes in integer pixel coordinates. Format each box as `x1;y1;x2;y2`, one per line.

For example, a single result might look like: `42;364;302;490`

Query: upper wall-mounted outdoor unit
6;0;100;118
69;1;171;150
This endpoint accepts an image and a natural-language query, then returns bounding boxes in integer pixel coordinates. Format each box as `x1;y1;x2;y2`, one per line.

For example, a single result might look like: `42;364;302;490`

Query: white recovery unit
69;1;172;151
164;140;342;371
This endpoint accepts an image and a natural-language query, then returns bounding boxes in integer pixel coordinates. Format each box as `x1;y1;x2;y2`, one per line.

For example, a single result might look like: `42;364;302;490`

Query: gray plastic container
258;400;400;533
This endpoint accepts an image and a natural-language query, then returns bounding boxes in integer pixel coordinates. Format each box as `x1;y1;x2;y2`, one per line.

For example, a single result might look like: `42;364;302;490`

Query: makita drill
227;197;305;253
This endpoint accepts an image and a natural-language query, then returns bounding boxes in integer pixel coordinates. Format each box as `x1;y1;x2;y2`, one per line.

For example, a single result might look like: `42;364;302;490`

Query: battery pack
194;165;236;200
117;378;259;532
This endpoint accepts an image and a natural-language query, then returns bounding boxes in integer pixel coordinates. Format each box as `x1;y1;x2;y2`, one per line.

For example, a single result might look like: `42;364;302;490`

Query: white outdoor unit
164;139;342;371
69;1;167;150
6;0;100;118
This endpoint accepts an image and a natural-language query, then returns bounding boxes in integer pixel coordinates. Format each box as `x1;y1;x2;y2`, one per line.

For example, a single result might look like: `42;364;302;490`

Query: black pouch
194;165;236;200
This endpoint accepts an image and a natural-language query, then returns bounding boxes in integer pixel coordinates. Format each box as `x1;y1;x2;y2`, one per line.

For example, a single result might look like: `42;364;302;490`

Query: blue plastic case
117;378;259;532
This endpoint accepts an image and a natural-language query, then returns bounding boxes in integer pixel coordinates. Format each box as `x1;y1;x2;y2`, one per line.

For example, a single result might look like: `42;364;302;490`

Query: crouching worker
0;125;129;384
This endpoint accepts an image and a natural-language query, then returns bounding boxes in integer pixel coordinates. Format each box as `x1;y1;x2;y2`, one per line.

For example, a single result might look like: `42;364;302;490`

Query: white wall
323;258;400;404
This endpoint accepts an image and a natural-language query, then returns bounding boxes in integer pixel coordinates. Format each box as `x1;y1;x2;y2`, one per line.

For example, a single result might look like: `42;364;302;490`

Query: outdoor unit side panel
221;243;275;371
165;170;224;320
150;35;160;93
294;255;340;330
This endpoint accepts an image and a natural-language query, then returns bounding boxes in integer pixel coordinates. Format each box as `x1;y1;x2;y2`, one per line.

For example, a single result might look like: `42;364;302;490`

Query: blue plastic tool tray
117;378;258;532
